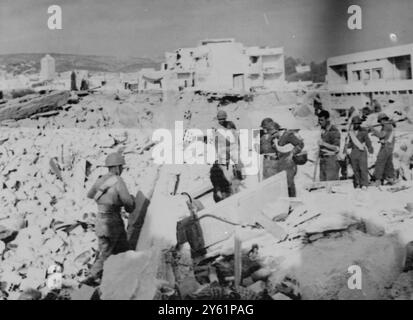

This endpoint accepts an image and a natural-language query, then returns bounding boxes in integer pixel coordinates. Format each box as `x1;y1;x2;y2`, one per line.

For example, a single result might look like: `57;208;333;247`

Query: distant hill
0;53;161;75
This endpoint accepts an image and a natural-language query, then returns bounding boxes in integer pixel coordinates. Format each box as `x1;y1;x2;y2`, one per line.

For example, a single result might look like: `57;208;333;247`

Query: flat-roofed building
326;44;413;111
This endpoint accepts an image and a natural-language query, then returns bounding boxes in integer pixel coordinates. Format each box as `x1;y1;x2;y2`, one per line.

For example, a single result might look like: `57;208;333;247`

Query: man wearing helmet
260;118;304;197
370;112;396;186
347;115;374;189
84;152;135;285
210;109;242;202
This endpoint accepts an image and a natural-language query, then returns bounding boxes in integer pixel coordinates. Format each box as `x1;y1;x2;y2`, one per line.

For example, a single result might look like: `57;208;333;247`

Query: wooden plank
127;190;151;250
234;227;242;289
306;179;352;191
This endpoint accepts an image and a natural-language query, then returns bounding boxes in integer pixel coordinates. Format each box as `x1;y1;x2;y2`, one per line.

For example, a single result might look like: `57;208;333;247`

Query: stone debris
1;88;413;300
0;92;162;300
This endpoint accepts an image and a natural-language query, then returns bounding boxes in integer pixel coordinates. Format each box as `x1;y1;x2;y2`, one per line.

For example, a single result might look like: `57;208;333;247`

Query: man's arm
322;128;341;151
87;180;99;199
279;131;304;154
116;179;135;213
364;130;374;154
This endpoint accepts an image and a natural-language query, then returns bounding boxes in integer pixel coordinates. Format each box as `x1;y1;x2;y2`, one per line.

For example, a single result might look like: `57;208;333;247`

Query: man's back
87;173;135;213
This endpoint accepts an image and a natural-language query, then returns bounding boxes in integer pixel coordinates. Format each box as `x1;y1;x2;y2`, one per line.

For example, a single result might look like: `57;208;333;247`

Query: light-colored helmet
104;152;125;167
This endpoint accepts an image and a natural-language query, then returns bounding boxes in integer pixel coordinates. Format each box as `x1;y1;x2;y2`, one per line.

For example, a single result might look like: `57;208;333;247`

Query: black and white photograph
0;0;413;303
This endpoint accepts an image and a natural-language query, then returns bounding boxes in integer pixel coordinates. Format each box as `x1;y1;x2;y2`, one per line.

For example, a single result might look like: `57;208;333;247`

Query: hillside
0;53;160;75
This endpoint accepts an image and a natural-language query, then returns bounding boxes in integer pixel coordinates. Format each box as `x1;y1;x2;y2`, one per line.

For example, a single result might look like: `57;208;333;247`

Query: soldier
347;116;374;189
260;118;304;197
370;113;396;186
217;109;236;130
317;110;341;181
83;152;135;286
209;110;237;202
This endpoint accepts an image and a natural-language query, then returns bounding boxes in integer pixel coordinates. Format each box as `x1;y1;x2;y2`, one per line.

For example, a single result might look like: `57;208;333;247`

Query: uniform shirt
320;124;341;157
259;132;277;155
276;130;304;159
219;120;236;130
216;120;238;164
87;173;135;214
348;127;373;153
260;130;304;158
372;123;395;147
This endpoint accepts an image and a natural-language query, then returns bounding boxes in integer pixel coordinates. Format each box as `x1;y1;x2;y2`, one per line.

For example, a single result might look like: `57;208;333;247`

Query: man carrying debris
347;116;374;189
260;118;304;197
317;110;341;181
84;152;135;285
370;113;396;186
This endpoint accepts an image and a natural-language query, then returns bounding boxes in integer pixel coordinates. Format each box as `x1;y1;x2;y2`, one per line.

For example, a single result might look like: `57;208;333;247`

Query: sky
0;0;412;62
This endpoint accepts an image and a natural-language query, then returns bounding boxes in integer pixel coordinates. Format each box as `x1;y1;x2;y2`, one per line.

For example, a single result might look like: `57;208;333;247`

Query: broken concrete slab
100;250;159;300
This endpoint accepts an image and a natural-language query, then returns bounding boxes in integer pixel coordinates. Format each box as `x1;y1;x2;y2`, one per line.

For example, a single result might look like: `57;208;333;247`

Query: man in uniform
260;118;304;197
210;110;244;201
318;110;341;181
347;116;374;189
83;152;135;285
370;113;396;186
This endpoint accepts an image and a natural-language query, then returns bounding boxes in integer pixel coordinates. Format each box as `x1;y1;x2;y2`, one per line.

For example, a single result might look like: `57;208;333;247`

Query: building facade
326;44;413;111
161;38;285;92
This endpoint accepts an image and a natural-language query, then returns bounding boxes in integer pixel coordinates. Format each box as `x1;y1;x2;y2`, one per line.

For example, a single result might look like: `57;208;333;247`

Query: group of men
317;109;396;188
82;105;398;287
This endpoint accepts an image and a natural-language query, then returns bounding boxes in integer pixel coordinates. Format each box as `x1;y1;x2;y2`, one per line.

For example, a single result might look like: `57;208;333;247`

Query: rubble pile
0;91;163;300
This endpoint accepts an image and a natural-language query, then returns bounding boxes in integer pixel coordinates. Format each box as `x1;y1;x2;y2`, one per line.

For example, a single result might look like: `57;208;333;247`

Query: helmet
217;110;227;120
104;152;125;167
261;118;280;130
261;117;274;128
377;112;389;122
351;116;362;124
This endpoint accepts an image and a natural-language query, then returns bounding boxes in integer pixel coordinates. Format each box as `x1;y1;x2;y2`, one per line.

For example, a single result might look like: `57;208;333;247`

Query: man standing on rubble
260;118;304;197
83;152;135;286
347;116;374;189
318;110;341;181
370;113;396;186
210;110;244;201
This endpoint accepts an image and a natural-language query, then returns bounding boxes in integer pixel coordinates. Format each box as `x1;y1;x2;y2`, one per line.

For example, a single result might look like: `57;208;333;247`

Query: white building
326;44;413;111
161;38;285;92
40;54;56;81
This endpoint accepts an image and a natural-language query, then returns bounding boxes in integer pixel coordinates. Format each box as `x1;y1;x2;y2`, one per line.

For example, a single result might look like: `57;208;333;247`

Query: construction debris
0;91;70;122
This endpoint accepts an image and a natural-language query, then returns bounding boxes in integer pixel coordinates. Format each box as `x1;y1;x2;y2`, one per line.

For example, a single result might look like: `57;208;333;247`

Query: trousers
350;149;369;187
263;156;297;197
90;216;129;279
319;155;339;181
374;144;395;182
